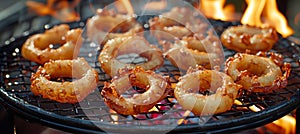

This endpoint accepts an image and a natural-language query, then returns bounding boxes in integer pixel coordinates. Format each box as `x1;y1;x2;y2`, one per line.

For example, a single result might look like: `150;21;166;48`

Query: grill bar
1;19;300;133
0;1;300;133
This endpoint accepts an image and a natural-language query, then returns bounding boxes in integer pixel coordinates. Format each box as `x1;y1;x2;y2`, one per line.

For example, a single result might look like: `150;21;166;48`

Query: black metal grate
0;1;300;133
0;19;300;133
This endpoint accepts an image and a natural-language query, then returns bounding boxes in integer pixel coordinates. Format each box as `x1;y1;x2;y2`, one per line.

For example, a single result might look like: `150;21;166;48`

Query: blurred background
0;0;300;41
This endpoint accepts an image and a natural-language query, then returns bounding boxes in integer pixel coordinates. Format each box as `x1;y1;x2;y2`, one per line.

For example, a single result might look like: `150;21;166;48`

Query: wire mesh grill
1;19;300;133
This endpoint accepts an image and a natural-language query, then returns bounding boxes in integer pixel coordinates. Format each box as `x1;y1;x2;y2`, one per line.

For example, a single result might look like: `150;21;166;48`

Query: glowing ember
235;100;296;134
241;0;294;37
109;109;119;124
149;106;159;112
26;0;80;22
177;111;191;125
199;0;293;37
199;0;236;21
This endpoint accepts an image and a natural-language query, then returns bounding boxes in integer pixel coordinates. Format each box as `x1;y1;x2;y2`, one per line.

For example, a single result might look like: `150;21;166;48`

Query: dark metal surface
0;0;299;133
0;17;300;133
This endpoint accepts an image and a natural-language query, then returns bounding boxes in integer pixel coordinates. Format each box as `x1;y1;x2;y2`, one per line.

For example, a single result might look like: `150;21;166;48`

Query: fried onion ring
101;67;170;115
225;52;291;92
86;9;143;44
149;7;208;42
99;36;164;77
162;34;223;70
174;67;242;115
30;58;99;103
221;25;279;53
21;24;83;64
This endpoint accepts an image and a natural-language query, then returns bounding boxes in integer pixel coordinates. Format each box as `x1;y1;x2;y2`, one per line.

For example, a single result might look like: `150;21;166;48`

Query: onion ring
30;58;99;103
221;25;279;53
21;24;83;64
86;9;143;44
98;36;164;77
225;52;291;92
149;7;208;42
101;67;170;115
162;34;223;70
174;66;242;115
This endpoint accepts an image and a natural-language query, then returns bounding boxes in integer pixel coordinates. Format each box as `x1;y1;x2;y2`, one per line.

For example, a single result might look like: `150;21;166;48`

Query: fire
267;115;296;134
235;100;296;134
241;0;294;37
177;111;191;125
199;0;293;37
149;106;159;112
241;0;265;26
263;0;294;37
116;0;169;13
26;0;80;22
115;0;134;14
144;0;167;11
199;0;235;21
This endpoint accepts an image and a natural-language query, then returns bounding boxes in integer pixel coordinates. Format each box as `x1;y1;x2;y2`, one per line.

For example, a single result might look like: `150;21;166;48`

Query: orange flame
115;0;134;15
266;115;296;134
235;100;296;134
177;111;191;125
26;0;80;22
149;106;159;112
144;0;167;11
241;0;265;26
241;0;294;37
199;0;236;21
263;0;294;37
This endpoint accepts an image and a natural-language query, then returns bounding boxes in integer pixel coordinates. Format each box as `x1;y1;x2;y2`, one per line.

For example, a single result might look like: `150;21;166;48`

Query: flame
144;0;167;11
263;0;294;37
241;0;265;26
149;106;159;112
115;0;134;15
235;100;296;134
26;1;55;16
26;0;80;22
177;111;191;125
241;0;294;37
199;0;236;21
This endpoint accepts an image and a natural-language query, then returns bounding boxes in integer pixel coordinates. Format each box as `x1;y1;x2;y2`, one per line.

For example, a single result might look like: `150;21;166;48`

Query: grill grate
0;20;300;133
0;1;300;132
